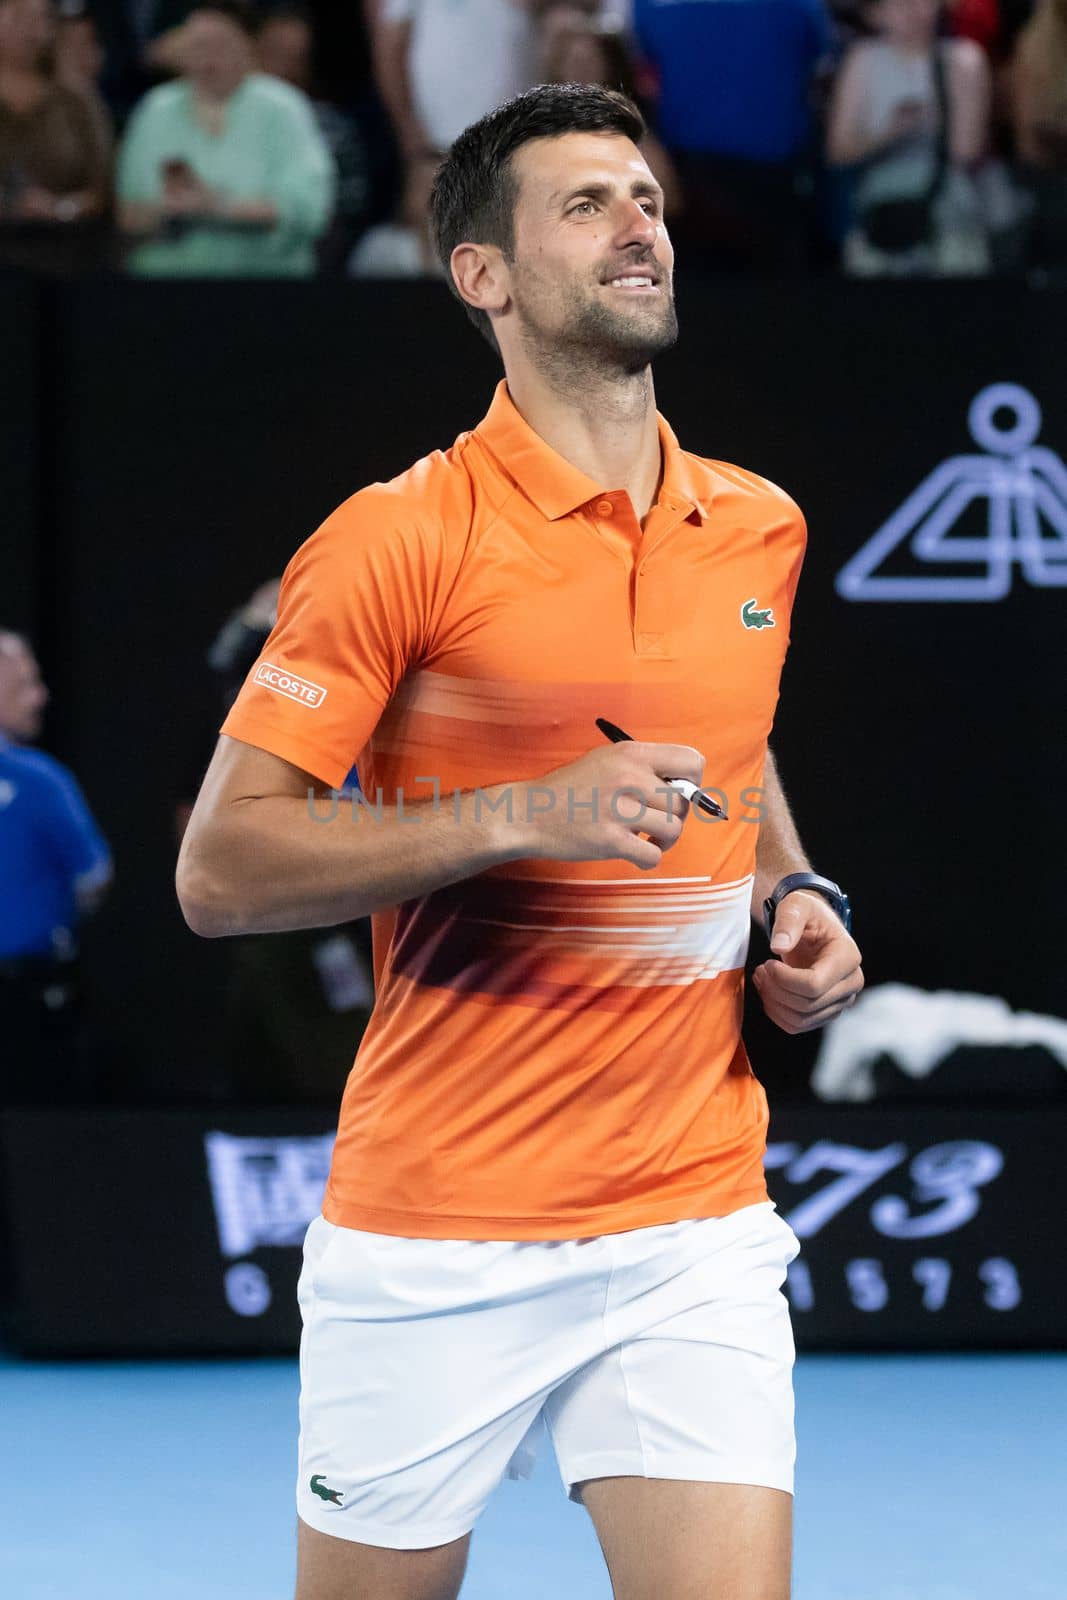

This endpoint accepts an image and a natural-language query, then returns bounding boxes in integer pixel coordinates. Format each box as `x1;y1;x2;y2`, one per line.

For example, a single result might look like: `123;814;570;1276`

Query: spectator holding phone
116;0;334;275
827;0;993;274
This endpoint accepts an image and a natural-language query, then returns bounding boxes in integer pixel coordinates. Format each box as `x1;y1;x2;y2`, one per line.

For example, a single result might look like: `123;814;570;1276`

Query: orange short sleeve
220;487;444;788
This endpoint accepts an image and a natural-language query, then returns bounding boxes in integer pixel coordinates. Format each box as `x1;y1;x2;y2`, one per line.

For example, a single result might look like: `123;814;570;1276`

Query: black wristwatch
763;872;852;941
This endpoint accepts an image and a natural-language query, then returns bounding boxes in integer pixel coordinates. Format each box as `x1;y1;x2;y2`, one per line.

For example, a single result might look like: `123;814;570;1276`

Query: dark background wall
1;275;39;636
7;277;1065;1102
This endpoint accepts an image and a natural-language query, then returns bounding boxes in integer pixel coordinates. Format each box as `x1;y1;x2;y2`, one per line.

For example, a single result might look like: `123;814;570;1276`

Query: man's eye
639;200;659;216
570;200;595;215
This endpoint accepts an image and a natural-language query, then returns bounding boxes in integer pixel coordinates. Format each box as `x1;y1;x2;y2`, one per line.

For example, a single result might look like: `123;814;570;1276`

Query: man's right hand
178;737;707;939
519;742;706;871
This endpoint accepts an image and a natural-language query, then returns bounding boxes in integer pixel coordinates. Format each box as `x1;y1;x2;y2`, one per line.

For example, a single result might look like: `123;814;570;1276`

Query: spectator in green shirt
116;0;334;276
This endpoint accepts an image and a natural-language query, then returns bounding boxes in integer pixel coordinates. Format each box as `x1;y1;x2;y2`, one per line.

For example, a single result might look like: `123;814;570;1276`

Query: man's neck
504;363;663;522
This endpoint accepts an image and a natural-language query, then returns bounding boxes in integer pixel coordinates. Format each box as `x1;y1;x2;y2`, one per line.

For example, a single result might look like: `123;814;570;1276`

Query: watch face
825;892;852;933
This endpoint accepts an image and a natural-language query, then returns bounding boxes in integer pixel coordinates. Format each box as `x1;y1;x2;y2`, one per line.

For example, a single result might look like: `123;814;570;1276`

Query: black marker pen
595;718;727;820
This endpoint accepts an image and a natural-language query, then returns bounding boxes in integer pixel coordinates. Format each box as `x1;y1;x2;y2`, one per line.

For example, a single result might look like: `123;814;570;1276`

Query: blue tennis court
3;1350;1063;1599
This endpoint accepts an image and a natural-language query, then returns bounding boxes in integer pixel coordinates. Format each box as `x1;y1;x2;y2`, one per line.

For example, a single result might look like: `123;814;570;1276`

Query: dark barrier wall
11;278;1067;1099
4;1106;1063;1354
1;276;40;635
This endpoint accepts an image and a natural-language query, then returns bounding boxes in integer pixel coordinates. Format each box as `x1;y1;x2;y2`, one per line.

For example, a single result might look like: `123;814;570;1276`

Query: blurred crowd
0;0;1065;279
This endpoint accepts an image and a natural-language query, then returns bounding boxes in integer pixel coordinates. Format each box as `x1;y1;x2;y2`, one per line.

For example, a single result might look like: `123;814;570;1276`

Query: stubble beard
516;272;679;389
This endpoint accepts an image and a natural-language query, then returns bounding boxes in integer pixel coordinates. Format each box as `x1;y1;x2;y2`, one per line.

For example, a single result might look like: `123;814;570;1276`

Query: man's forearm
751;747;811;916
177;785;533;938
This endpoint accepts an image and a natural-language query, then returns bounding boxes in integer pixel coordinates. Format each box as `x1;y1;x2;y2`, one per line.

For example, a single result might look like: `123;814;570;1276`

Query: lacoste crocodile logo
310;1475;344;1506
741;598;776;630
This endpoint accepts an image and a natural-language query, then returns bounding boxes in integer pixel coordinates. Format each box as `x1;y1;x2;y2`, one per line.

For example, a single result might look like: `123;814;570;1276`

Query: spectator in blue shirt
0;631;112;1103
632;0;836;267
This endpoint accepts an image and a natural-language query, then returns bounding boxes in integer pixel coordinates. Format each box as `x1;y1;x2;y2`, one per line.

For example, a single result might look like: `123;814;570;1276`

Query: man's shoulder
301;433;481;567
683;450;806;523
337;431;477;518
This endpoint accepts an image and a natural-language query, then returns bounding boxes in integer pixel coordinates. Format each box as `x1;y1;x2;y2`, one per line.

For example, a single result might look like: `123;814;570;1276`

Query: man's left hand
751;890;864;1034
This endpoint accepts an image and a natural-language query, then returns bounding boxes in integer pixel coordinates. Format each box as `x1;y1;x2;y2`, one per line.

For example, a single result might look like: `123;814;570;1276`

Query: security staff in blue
0;632;112;1104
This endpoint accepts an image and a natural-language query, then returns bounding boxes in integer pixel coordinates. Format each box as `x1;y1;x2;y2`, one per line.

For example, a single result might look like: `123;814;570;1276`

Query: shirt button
595;499;614;517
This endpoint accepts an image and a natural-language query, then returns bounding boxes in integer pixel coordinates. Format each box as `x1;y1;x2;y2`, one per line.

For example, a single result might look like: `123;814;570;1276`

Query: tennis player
178;84;864;1600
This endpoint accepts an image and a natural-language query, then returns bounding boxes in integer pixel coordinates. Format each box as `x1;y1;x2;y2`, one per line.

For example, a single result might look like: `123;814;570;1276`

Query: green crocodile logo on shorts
741;598;776;630
310;1475;344;1506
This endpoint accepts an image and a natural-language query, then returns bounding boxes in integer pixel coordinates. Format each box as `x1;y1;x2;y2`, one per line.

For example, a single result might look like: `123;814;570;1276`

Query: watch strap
763;872;852;941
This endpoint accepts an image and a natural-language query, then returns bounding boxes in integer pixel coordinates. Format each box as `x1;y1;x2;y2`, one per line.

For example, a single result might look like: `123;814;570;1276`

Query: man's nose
613;198;658;249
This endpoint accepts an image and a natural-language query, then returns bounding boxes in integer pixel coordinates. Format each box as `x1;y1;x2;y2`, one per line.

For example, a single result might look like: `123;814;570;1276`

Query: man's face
0;638;48;742
501;132;677;374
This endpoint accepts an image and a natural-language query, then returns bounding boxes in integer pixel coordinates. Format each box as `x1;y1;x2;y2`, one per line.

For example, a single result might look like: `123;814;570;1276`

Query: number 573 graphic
764;1139;1005;1241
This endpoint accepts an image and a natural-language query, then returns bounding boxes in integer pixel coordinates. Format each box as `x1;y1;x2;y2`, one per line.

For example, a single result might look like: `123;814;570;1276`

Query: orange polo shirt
221;380;806;1239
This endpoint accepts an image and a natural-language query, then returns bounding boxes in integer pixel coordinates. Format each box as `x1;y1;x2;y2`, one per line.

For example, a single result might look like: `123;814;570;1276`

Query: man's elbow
175;853;240;938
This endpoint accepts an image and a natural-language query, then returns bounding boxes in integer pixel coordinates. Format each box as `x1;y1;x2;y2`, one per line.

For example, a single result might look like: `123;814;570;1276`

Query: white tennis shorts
296;1200;800;1549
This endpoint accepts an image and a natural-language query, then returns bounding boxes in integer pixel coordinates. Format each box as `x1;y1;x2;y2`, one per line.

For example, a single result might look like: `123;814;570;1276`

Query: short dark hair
430;82;646;352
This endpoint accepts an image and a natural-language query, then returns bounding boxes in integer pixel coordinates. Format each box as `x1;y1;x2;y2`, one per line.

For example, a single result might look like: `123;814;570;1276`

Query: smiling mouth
604;275;660;292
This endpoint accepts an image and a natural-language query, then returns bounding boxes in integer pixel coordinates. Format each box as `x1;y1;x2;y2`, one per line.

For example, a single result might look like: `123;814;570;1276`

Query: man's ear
451;243;510;322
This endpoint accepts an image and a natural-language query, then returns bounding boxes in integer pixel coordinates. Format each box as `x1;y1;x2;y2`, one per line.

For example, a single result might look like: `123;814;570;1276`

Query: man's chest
427;513;782;672
367;517;790;788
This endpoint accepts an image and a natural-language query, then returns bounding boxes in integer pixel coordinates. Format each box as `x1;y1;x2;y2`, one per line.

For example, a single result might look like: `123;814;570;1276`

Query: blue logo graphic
836;384;1067;601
